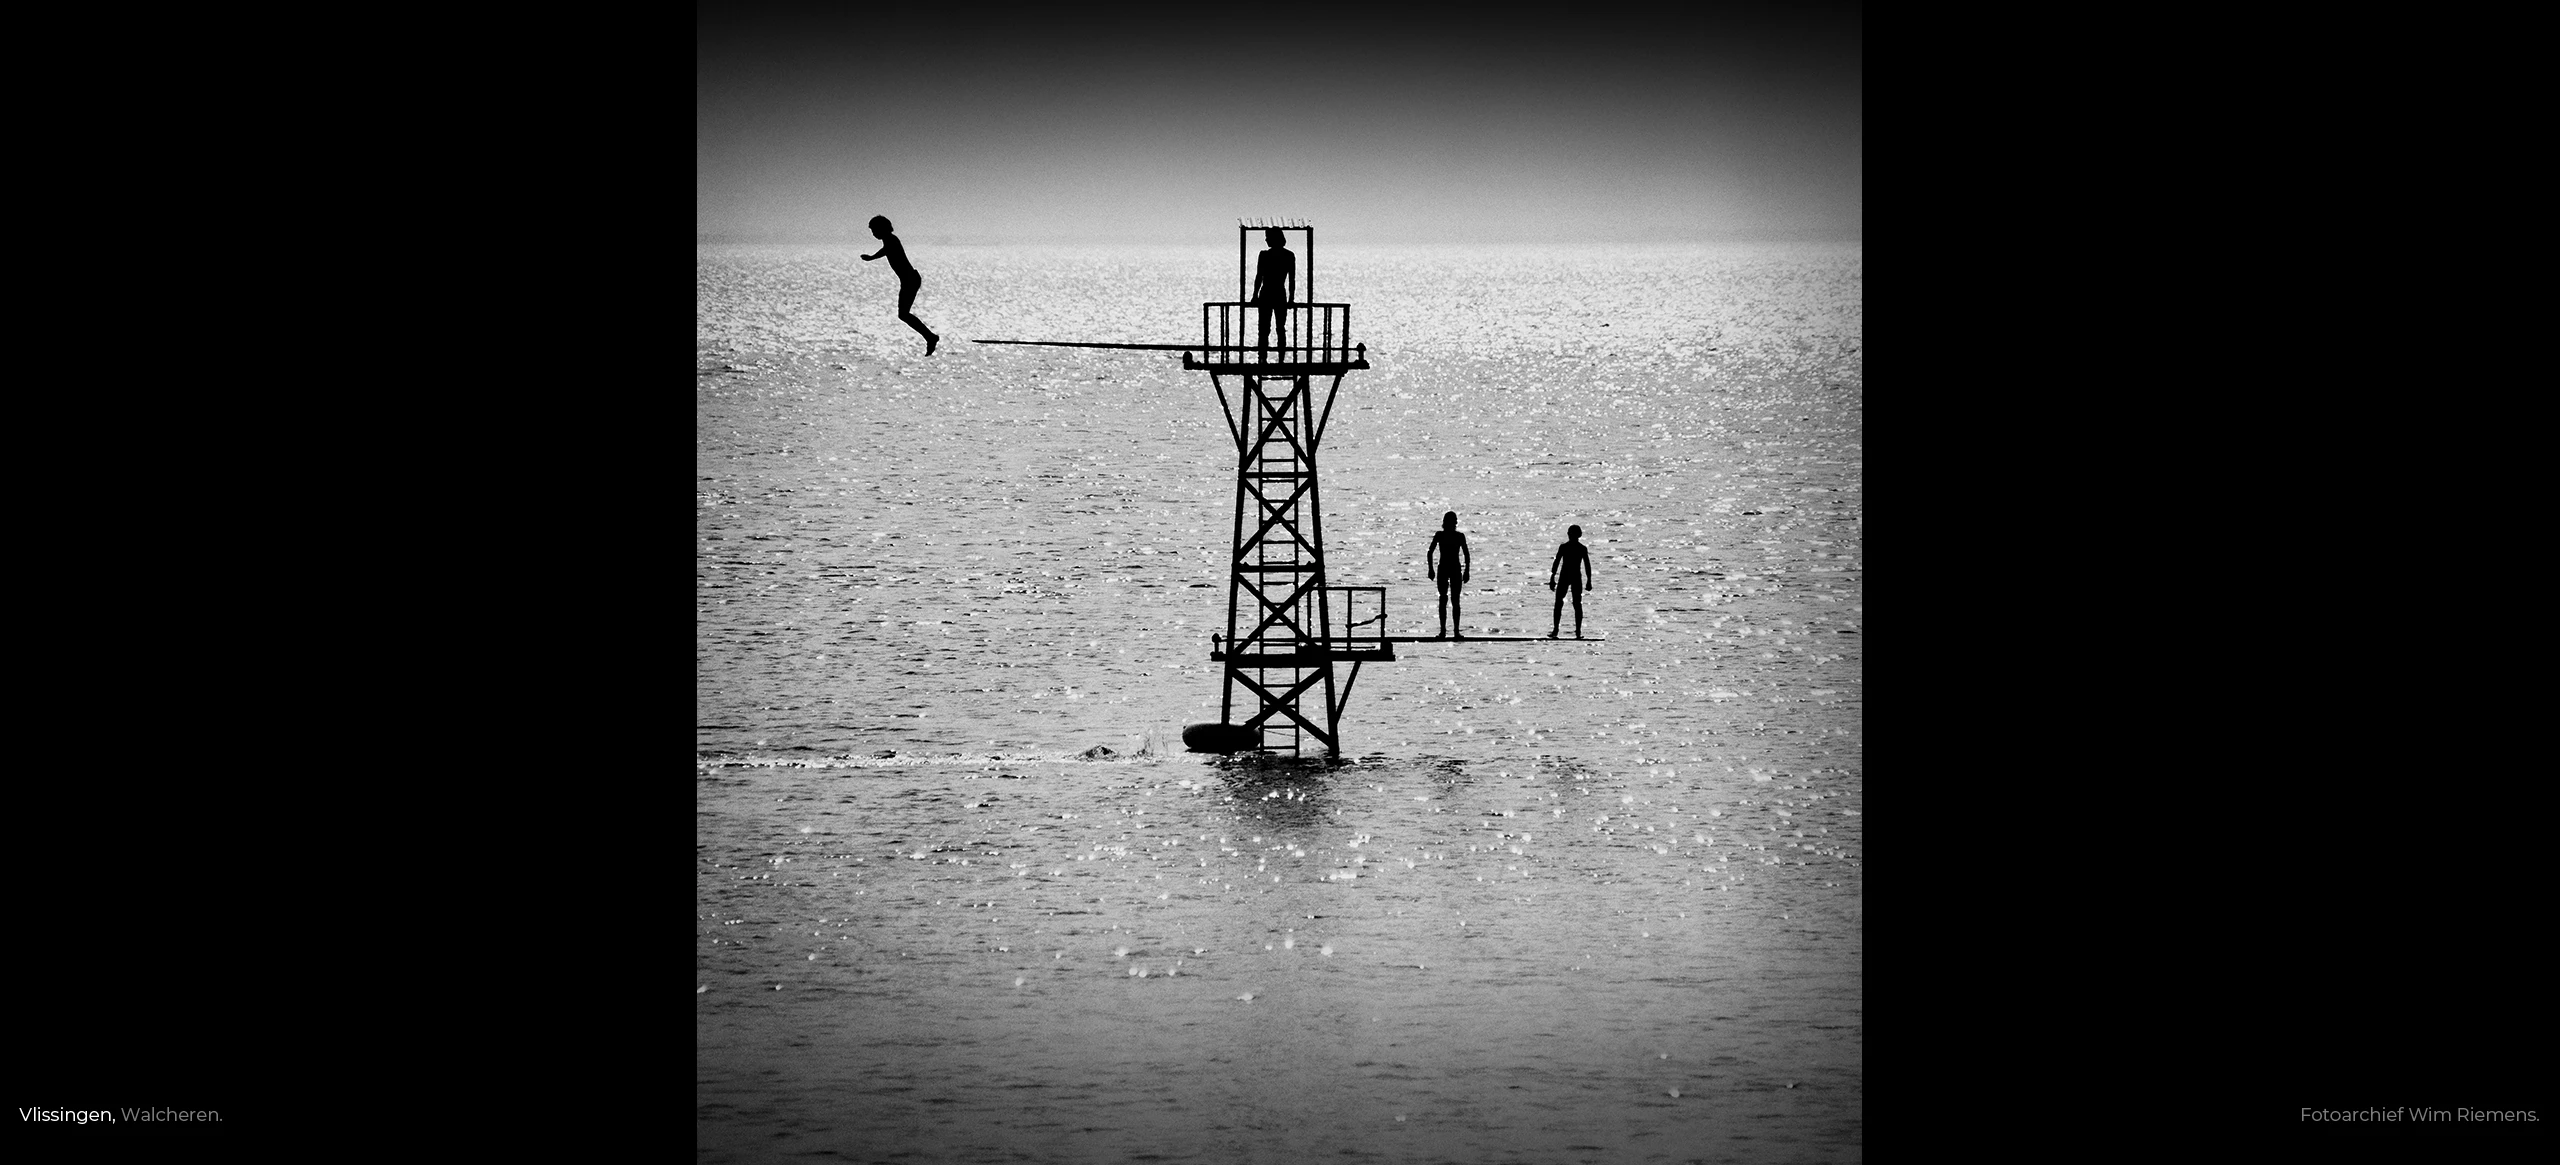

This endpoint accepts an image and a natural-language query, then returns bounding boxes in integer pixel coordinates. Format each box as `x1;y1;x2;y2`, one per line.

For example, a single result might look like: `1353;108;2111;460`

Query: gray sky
698;5;1860;244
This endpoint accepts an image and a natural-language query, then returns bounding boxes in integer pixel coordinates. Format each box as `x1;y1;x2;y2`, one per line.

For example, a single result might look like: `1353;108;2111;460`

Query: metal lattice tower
1188;221;1389;757
978;220;1575;758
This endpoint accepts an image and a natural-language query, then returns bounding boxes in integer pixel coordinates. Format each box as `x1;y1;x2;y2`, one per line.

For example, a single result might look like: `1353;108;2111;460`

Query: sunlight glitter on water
699;241;1860;1162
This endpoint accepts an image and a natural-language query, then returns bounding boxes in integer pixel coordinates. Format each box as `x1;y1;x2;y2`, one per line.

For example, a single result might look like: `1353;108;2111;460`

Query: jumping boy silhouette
1426;511;1470;639
1549;524;1592;638
861;215;939;355
1252;228;1294;359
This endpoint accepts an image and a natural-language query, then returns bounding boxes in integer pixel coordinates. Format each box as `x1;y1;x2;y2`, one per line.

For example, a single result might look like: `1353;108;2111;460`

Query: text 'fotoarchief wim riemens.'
2300;1108;2540;1122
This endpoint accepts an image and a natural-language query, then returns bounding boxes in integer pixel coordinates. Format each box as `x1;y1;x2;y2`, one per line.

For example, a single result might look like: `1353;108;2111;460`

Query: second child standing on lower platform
1426;511;1470;639
861;214;939;355
1549;524;1593;638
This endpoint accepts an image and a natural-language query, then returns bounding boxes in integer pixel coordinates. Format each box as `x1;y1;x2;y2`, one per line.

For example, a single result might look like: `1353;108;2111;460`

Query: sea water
698;241;1862;1162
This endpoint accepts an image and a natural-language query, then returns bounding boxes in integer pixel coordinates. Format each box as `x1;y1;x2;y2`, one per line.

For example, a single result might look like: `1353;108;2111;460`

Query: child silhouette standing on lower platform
861;215;939;355
1549;524;1592;638
1426;511;1470;639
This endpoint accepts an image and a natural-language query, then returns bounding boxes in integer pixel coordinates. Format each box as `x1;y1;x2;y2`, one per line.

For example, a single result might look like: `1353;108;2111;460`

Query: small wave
695;748;1171;771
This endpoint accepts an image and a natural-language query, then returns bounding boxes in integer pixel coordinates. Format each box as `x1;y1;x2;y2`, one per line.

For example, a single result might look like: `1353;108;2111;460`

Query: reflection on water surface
700;242;1861;1162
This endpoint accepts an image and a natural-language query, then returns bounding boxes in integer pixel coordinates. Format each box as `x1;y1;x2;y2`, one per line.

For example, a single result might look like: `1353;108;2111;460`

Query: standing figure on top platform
861;215;940;356
1549;524;1593;638
1426;511;1471;639
1252;228;1295;359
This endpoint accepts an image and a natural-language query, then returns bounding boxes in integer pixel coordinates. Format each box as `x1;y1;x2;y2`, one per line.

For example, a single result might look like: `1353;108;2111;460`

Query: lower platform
1385;635;1605;643
1211;648;1396;664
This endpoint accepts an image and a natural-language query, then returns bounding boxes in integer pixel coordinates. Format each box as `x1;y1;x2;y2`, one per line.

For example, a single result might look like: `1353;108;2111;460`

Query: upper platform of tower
1187;220;1369;375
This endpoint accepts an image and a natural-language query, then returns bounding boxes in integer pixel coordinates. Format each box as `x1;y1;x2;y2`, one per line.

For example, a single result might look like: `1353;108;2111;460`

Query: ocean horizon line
699;231;1862;248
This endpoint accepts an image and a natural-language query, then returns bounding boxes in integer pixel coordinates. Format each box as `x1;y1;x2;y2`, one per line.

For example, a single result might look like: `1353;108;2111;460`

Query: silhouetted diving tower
985;222;1566;757
1189;220;1387;758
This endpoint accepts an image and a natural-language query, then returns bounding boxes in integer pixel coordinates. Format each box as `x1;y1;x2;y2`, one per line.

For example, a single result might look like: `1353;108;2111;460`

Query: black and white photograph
696;5;1864;1161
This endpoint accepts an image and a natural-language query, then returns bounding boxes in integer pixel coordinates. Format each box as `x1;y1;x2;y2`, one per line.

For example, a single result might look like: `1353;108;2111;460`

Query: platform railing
1200;302;1354;366
1319;587;1388;656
